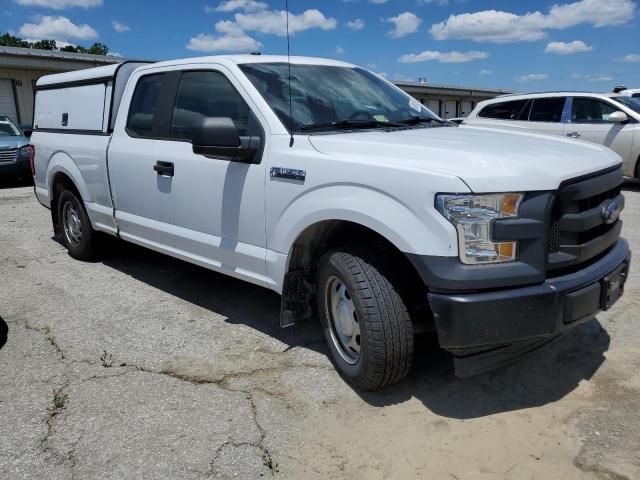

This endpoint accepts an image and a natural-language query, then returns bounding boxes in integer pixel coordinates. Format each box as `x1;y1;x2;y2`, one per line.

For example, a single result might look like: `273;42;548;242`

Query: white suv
464;92;640;178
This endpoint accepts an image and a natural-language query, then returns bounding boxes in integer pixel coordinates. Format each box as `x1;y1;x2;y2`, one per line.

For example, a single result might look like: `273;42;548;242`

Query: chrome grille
0;148;17;164
547;167;623;273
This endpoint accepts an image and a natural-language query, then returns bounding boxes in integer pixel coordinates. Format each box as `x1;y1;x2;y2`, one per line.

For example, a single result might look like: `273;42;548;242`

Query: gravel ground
0;179;639;480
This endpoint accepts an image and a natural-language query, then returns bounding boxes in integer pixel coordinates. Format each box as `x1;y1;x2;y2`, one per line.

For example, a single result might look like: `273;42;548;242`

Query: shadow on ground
99;239;609;420
622;179;640;192
0;316;8;350
0;176;32;190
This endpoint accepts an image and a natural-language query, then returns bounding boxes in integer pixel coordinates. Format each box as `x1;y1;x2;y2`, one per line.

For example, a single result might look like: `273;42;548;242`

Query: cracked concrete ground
0;180;639;480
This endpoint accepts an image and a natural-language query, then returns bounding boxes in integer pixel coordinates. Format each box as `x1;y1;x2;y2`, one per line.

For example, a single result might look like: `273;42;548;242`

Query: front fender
270;184;459;258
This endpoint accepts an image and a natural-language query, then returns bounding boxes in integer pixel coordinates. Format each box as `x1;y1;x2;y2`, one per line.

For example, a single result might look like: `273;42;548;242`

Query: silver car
0;115;31;180
464;92;640;179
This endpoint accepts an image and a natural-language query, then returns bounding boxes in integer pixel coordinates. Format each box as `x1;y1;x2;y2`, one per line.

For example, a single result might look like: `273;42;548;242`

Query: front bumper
428;238;631;376
0;157;30;177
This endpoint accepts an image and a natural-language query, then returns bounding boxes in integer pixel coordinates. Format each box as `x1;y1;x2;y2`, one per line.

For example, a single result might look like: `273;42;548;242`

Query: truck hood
0;136;28;150
308;125;622;192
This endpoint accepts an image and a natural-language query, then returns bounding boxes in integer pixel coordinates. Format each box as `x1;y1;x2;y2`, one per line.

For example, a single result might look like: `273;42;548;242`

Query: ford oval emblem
603;201;621;225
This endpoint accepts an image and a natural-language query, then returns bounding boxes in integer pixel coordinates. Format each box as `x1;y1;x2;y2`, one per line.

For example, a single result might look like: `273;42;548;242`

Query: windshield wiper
398;116;446;125
300;118;402;131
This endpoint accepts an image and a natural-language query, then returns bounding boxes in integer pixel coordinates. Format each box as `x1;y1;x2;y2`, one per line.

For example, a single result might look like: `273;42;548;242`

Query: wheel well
281;220;432;330
50;172;82;234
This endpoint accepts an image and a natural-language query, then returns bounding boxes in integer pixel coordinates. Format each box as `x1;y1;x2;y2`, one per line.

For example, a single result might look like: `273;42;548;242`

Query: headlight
436;193;523;264
18;146;30;158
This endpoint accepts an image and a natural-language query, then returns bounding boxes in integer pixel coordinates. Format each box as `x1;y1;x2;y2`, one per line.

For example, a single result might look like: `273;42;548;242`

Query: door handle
566;132;581;138
153;161;174;177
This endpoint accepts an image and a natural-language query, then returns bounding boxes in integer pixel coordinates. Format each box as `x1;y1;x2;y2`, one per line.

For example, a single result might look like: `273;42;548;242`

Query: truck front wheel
57;189;98;260
317;250;414;390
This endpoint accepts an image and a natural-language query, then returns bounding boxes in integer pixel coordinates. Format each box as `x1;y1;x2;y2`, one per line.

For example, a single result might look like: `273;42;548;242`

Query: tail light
27;145;35;176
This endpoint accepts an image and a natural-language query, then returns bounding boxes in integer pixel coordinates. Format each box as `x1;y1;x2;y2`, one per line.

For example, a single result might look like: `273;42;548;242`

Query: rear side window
171;71;250;141
528;97;566;122
127;74;162;137
572;98;620;123
478;99;530;120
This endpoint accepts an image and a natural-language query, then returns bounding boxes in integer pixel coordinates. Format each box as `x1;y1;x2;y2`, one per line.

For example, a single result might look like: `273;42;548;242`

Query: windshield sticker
373;114;389;123
409;98;422;112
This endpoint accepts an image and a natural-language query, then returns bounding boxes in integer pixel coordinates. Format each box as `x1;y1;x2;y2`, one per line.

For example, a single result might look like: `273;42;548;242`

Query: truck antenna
285;0;294;147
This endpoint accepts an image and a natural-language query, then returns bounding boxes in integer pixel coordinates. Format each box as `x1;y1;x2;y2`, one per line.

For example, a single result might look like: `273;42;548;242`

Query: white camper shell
34;61;150;134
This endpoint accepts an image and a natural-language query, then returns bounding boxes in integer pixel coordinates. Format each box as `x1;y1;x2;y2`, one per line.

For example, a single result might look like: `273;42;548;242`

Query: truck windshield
0;116;21;136
238;63;442;133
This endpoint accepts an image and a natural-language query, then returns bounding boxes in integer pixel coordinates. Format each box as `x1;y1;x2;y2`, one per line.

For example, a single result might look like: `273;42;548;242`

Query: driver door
152;68;269;286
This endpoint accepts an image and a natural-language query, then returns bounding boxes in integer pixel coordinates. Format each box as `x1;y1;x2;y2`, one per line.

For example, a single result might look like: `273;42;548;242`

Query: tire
317;249;414;390
57;189;98;260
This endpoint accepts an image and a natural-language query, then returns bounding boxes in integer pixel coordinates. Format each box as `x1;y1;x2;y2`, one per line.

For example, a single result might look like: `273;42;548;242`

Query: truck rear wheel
317;250;414;390
57;189;98;260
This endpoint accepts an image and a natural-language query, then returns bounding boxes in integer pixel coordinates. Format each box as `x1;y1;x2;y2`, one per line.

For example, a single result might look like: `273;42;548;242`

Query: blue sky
2;0;639;91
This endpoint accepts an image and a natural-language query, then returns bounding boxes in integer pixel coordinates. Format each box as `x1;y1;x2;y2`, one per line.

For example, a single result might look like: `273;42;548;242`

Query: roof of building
392;79;511;96
0;45;123;64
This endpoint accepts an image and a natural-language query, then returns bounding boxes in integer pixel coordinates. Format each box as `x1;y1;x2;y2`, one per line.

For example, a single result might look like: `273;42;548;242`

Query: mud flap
280;269;314;327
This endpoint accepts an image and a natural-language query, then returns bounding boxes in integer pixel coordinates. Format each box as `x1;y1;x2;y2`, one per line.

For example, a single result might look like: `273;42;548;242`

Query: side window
478;99;530;120
528;97;566;123
572;98;620;124
633;93;640;99
127;74;162;137
171;71;250;140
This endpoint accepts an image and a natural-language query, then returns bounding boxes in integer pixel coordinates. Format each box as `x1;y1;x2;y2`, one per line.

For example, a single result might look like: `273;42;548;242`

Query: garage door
0;79;18;123
427;100;440;116
460;101;473;117
444;100;457;119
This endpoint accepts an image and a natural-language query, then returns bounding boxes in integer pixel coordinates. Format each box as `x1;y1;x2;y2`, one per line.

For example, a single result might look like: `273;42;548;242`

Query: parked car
0;115;33;180
31;57;630;390
612;85;640;98
464;92;640;179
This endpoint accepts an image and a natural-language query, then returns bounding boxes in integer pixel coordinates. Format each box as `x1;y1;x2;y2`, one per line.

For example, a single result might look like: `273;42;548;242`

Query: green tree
87;42;108;55
31;39;57;50
0;33;30;48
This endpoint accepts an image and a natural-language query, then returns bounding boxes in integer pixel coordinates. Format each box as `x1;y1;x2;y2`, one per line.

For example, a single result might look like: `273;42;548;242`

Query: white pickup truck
31;55;631;390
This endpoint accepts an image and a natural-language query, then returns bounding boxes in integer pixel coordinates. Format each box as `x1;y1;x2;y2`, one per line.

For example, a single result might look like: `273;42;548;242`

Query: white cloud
19;15;97;40
234;9;336;36
587;74;613;82
399;50;488;63
346;18;364;30
336;45;346;55
387;12;422;38
206;0;267;13
418;0;449;5
16;0;101;9
111;21;130;33
622;53;640;62
569;73;613;81
369;0;388;4
23;37;72;48
186;19;261;52
516;73;549;83
376;71;389;78
430;0;636;43
545;40;592;54
479;69;493;75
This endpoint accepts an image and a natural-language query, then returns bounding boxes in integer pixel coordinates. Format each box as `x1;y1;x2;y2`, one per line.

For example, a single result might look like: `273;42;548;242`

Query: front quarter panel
265;135;468;289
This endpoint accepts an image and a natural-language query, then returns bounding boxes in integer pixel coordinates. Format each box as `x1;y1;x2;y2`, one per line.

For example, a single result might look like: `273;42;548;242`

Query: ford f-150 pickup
30;55;631;390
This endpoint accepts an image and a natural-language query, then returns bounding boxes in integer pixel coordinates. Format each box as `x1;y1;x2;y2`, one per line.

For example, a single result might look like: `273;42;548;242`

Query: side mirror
609;111;629;123
192;117;260;163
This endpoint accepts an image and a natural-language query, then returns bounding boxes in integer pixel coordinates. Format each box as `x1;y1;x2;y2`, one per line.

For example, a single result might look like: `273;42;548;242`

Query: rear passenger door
525;96;568;137
109;72;166;245
152;68;269;286
566;97;634;164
